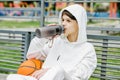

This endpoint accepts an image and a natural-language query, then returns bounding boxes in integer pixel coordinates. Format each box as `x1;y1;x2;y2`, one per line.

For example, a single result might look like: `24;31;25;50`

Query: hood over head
59;4;87;44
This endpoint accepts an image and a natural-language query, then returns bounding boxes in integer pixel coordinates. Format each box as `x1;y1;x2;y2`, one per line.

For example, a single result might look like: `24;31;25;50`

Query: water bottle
35;25;64;38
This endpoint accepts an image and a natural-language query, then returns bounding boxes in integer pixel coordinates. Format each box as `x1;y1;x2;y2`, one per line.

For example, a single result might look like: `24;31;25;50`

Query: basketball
17;59;43;76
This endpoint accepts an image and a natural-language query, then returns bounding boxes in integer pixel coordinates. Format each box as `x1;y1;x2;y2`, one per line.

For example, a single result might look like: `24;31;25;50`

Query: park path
0;74;7;80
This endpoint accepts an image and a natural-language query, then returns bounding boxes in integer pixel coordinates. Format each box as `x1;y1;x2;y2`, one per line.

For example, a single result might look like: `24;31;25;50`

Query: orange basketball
17;59;43;76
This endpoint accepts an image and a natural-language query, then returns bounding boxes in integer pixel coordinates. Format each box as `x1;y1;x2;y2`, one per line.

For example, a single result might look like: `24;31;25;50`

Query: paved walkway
0;74;7;80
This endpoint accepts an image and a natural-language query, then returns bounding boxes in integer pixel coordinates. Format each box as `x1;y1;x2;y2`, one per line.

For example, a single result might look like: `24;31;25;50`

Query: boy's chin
60;34;66;39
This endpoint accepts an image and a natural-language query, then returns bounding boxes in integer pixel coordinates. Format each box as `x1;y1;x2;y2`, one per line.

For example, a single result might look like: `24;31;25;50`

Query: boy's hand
32;68;49;80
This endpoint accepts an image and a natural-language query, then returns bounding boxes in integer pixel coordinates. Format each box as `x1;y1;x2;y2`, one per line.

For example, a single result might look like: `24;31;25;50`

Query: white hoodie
27;4;97;80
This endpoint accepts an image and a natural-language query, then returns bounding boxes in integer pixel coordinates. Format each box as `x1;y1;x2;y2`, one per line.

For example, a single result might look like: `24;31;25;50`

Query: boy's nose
62;22;66;27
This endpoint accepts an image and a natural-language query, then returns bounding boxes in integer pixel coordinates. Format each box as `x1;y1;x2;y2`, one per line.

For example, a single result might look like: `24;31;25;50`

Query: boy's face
61;14;79;37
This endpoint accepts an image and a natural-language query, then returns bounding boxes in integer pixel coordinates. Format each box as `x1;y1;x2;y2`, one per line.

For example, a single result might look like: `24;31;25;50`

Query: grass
0;20;57;29
111;32;120;36
0;40;24;74
90;45;120;79
0;20;40;28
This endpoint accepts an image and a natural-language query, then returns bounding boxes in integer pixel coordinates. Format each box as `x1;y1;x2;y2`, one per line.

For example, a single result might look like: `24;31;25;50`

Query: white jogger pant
7;74;37;80
7;66;64;80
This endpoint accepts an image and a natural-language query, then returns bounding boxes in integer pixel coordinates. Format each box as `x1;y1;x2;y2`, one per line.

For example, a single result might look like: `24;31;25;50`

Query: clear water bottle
35;25;64;38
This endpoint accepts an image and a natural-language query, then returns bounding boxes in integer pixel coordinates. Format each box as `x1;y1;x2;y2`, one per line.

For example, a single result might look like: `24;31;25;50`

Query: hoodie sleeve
26;37;51;60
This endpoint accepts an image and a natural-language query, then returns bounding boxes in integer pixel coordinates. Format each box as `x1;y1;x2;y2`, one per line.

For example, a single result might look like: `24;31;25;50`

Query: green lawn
0;20;40;28
0;20;57;29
